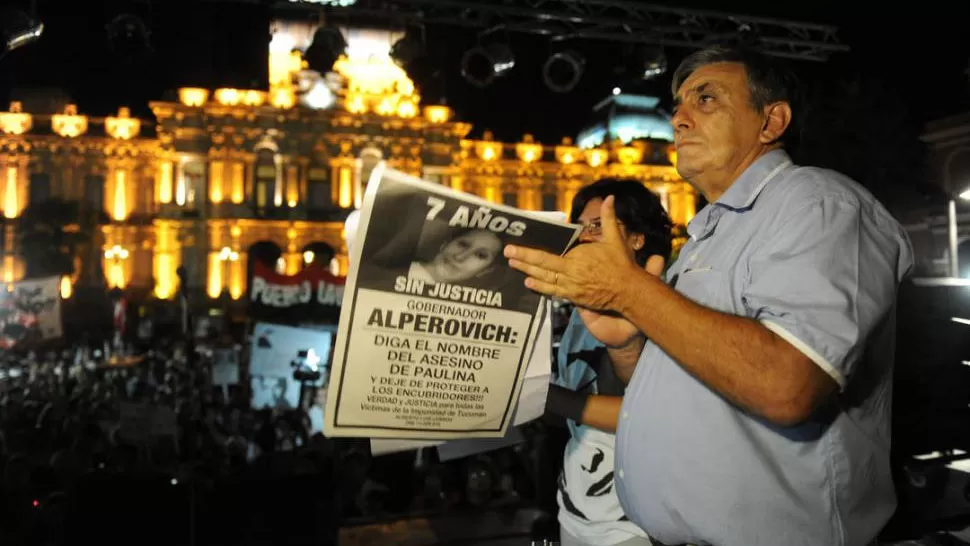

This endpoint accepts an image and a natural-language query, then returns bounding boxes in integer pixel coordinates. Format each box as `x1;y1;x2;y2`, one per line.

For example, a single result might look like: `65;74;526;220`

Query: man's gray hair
671;46;803;146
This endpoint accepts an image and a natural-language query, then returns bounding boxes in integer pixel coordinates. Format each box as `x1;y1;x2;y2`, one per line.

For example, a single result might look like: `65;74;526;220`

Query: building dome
576;94;673;149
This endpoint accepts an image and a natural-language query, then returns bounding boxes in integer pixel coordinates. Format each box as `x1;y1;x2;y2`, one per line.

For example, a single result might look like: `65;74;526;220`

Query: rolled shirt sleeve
741;197;904;389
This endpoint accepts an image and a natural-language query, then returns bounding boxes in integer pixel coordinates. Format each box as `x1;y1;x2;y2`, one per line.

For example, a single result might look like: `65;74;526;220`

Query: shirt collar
684;149;793;242
714;149;793;212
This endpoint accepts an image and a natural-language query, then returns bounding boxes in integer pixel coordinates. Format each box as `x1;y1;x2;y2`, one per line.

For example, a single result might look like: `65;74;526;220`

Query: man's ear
760;101;792;145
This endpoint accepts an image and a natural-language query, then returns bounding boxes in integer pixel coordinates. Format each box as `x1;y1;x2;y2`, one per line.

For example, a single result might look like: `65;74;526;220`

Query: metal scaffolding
275;0;849;62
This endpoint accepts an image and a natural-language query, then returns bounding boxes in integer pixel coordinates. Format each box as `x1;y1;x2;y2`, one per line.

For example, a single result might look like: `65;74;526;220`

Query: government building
0;23;695;310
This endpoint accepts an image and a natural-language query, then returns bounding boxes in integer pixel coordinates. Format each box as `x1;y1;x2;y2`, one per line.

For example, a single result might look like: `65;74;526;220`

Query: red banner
248;261;347;323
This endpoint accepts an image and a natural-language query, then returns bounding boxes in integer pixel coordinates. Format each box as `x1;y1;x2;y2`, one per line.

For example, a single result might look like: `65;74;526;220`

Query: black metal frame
265;0;849;62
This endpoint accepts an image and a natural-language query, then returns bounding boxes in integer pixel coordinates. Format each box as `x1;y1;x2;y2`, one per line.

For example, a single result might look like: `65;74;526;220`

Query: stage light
642;59;666;79
542;50;584;93
304;26;348;74
390;31;425;68
639;48;667;80
735;23;760;47
615;45;667;82
461;44;515;88
106;13;152;61
0;6;43;58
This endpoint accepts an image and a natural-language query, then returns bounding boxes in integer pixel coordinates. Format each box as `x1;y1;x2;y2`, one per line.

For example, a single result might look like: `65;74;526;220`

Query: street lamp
943;148;970;278
947;188;970;278
218;246;238;297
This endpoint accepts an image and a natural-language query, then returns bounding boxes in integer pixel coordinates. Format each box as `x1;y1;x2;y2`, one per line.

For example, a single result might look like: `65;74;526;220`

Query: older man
506;46;913;546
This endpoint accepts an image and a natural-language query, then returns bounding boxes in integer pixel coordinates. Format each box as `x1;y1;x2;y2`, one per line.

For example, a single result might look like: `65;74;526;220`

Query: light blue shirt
614;150;914;546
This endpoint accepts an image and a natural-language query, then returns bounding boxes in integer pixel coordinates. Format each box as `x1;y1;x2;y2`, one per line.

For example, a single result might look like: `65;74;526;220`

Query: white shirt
555;311;650;545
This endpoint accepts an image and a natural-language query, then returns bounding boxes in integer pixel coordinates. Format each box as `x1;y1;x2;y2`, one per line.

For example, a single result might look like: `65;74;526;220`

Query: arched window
28;171;51;205
139;165;155;215
247;240;283;282
501;181;518;207
356;146;383;208
254;149;277;211
541;187;558;211
179;158;205;208
301;242;336;270
307;163;332;211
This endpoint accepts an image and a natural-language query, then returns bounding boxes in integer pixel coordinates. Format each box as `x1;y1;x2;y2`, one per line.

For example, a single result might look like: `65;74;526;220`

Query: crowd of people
0;338;323;544
0;331;560;546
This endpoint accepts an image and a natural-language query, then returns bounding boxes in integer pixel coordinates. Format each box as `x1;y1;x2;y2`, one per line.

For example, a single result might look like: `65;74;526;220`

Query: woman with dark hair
568;178;673;266
546;178;672;546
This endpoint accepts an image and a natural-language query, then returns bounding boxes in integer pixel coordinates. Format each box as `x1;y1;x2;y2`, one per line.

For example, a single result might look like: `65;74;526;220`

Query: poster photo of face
355;175;575;315
407;227;503;286
250;374;296;411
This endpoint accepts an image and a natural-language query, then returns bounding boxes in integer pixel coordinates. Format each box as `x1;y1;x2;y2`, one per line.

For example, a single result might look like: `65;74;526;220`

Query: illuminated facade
0;27;694;303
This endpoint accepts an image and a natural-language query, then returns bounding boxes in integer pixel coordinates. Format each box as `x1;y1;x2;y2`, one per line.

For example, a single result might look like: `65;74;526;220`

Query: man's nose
671;107;693;132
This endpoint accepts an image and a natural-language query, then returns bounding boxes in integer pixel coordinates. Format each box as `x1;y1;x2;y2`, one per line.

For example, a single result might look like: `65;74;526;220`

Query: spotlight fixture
639;47;667;80
391;27;439;92
642;57;667;80
736;25;762;48
0;6;43;59
304;26;348;74
542;50;585;93
611;45;667;85
106;13;152;60
390;31;425;68
460;43;515;88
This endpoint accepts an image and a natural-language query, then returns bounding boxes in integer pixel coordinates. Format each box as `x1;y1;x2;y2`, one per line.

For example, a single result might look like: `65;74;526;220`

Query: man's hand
505;196;640;312
577;254;666;348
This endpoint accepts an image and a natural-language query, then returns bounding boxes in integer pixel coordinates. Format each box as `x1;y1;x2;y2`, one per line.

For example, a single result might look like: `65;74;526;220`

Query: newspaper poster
324;166;580;439
369;299;553;457
0;276;63;349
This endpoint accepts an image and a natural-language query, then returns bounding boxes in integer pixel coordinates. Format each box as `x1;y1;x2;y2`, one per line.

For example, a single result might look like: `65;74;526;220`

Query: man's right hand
575;254;666;348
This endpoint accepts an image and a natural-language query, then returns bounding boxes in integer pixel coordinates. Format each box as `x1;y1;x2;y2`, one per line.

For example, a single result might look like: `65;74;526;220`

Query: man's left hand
505;195;640;312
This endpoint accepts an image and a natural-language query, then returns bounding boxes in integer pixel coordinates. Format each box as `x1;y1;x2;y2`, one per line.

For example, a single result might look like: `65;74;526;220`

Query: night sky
1;0;968;145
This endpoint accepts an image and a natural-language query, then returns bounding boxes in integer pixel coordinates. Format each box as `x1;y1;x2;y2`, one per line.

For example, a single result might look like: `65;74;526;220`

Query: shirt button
688;254;697;262
619;470;625;479
622;412;629;419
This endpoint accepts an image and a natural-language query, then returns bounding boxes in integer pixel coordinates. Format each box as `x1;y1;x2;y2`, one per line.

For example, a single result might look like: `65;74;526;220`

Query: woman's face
577;198;642;258
430;230;502;283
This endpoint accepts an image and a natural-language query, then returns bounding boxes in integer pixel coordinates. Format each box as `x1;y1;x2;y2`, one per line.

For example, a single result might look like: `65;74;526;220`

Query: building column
209;158;225;204
331;158;356;209
106;159;135;222
153;220;181;299
558;180;581;217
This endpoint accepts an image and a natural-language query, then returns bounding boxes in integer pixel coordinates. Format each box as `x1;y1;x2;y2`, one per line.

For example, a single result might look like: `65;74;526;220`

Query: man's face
671;62;767;187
